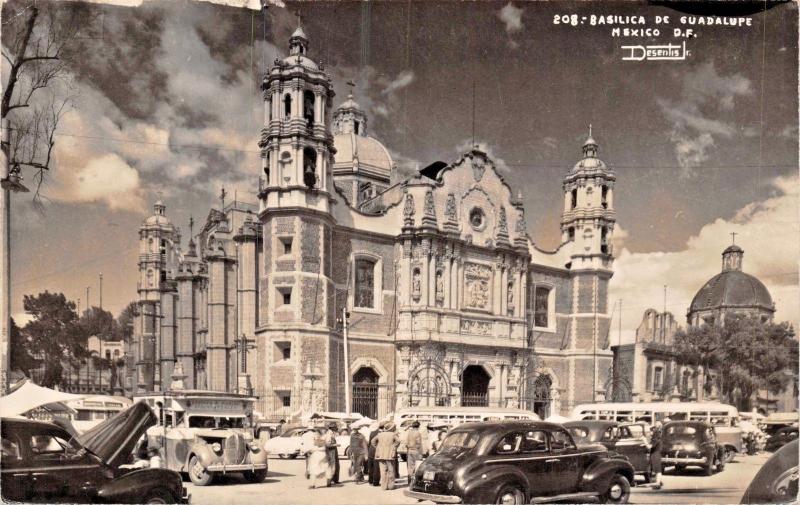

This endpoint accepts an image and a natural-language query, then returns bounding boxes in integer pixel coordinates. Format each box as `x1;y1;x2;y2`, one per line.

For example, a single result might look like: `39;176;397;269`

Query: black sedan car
765;426;798;452
564;420;652;483
661;420;725;476
1;402;189;503
741;439;798;504
404;420;635;504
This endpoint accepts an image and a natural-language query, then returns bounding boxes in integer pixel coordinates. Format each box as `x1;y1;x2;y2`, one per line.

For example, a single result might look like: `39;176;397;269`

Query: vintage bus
570;402;742;461
393;406;540;427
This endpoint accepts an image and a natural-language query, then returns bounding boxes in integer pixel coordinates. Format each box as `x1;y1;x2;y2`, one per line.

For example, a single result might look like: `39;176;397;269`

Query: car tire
600;474;631;504
723;448;735;463
142;488;176;504
243;469;269;483
188;455;214;486
494;484;526;505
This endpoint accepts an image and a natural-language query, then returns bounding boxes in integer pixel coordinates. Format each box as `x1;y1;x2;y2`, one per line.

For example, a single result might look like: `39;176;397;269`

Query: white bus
394;406;540;427
570;402;742;460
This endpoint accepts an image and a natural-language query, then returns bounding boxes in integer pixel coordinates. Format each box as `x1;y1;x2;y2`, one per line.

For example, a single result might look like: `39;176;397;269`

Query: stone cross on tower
220;187;227;211
730;232;737;245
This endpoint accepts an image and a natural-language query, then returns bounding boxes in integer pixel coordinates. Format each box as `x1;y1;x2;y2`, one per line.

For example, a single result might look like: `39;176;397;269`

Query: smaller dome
282;53;319;71
143;200;173;228
723;244;744;254
291;26;308;40
583;135;597;147
573;157;607;171
337;93;362;112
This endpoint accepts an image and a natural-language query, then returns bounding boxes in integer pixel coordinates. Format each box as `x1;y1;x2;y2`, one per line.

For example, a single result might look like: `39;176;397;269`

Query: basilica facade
128;27;619;420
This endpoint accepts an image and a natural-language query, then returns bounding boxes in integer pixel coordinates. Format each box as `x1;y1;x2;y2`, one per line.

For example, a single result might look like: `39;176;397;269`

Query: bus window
616;411;633;423
689;412;708;422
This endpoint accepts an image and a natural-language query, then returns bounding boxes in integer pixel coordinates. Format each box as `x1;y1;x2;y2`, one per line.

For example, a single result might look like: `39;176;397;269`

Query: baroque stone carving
412;268;422;302
460;318;492;336
445;193;458;222
403;193;415;225
516;210;527;234
472;156;486;182
464;262;491;310
435;270;445;306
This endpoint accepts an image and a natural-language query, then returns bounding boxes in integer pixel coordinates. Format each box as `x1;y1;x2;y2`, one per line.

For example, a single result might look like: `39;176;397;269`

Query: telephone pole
86;286;90;311
343;307;351;415
99;273;103;310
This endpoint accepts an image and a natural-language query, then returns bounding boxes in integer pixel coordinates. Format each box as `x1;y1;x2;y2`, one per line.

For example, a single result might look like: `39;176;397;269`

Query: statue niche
464;263;491;310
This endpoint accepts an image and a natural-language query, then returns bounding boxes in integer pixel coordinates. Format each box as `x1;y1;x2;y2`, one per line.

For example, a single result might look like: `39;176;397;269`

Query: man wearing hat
324;422;341;485
367;422;382;486
405;421;423;486
371;422;400;490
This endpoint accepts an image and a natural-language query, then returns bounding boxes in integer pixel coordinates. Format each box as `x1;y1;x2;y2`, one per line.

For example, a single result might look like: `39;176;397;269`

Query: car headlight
212;442;222;452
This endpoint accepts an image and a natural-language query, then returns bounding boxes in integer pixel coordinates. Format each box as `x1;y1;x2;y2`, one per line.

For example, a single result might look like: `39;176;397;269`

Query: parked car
405;420;635;504
661;420;725;476
1;402;189;503
564;420;652;482
134;390;268;486
764;426;798;452
263;426;351;459
741;439;798;504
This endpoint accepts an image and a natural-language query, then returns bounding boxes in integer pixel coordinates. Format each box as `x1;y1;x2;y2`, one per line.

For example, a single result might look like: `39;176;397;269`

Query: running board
530;492;599;503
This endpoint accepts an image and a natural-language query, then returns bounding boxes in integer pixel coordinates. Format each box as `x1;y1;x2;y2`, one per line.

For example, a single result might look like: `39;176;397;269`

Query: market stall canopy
0;380;85;416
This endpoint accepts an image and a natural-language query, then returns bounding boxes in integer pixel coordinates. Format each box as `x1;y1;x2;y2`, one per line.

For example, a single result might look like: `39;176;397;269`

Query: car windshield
188;416;245;428
280;428;306;438
441;431;479;450
666;425;697;436
568;427;589;440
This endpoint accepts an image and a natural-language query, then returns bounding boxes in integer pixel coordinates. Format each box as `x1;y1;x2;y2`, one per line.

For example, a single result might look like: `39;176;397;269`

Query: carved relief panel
463;262;492;311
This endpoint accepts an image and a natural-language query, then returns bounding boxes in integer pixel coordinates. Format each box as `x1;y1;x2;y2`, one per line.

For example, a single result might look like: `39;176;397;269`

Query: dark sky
4;0;798;336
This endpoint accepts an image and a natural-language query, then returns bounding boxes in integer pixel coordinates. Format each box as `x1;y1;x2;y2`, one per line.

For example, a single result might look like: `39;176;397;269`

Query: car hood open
76;401;156;469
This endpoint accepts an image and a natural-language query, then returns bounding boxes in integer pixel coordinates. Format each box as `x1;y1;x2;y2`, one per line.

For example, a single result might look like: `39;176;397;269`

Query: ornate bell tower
561;127;616;270
257;26;339;411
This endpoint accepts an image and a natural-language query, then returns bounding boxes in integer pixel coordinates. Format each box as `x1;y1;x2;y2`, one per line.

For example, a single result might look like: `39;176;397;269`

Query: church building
128;27;619;419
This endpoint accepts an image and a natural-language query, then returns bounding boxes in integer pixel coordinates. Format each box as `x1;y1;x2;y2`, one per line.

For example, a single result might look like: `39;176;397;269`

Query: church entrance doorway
531;374;552;418
461;365;490;406
352;367;379;419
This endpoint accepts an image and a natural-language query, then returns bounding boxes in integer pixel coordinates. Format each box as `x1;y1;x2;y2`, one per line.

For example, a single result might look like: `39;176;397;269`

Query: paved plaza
188;452;770;505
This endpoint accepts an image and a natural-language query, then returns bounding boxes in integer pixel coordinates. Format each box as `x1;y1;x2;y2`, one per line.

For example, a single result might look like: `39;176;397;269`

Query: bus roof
571;402;739;414
133;390;256;401
396;406;537;415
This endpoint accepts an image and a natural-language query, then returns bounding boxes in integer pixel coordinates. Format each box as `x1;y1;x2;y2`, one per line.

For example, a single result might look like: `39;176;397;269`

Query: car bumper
662;457;707;464
404;489;462;503
206;463;268;473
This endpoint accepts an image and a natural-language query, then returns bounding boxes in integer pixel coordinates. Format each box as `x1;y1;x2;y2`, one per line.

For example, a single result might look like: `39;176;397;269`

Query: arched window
105;350;111;360
264;152;270;182
601;227;608;254
303;147;317;187
354;121;360;135
532;374;553;418
601;185;608;208
568;227;575;241
146;269;154;287
303;90;315;126
571;188;578;209
148;238;155;253
358;182;373;206
283;93;292;118
354;258;376;308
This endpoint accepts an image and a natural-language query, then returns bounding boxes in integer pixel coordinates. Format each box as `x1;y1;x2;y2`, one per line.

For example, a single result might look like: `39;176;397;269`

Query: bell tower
561;126;616;270
257;26;339;411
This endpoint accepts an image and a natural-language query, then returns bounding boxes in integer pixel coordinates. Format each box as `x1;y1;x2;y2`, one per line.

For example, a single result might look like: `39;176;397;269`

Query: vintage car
1;402;189;503
134;390;268;486
741;439;798;504
764;425;798;452
661;420;725;476
564;420;652;482
263;426;351;458
405;420;635;504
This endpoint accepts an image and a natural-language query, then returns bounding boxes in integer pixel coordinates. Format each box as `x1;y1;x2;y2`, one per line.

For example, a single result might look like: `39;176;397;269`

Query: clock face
469;207;486;231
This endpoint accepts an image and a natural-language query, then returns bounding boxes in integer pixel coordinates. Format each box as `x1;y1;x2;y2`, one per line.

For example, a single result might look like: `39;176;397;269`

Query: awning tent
0;380;85;417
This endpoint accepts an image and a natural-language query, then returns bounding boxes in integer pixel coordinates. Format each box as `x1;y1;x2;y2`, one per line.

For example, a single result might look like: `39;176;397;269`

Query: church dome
143;200;174;229
689;270;774;313
333;133;394;180
572;128;609;173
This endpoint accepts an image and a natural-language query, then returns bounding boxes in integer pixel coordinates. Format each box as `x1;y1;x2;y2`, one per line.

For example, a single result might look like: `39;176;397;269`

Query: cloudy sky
4;0;798;342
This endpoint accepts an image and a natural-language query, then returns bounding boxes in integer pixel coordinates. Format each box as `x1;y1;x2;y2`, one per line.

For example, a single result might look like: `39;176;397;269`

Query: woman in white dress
307;427;333;488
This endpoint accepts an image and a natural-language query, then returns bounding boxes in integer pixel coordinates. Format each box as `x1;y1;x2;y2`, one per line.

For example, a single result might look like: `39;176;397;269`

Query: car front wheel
142;487;176;504
495;484;526;505
189;455;214;486
601;474;631;504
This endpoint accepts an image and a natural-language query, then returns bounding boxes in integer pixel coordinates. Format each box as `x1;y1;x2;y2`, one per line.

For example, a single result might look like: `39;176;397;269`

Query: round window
469;208;485;230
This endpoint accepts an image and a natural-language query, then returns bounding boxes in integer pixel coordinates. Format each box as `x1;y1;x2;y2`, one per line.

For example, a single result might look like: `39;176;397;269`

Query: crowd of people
295;419;448;491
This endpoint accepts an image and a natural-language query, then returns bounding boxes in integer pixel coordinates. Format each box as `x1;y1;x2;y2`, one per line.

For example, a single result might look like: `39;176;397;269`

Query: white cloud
658;62;752;178
498;3;524;34
609;174;800;344
381;70;415;96
56;153;144;211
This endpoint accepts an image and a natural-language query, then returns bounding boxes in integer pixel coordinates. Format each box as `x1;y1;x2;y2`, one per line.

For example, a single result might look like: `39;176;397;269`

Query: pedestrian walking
405;421;423;486
367;422;381;486
649;421;664;490
349;428;368;483
324;422;341;485
307;427;334;489
371;422;400;490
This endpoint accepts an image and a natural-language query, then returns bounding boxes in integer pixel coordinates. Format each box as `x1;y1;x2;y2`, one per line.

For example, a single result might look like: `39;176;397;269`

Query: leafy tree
78;306;116;341
9;316;38;375
674;316;798;410
115;301;138;343
20;291;81;387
